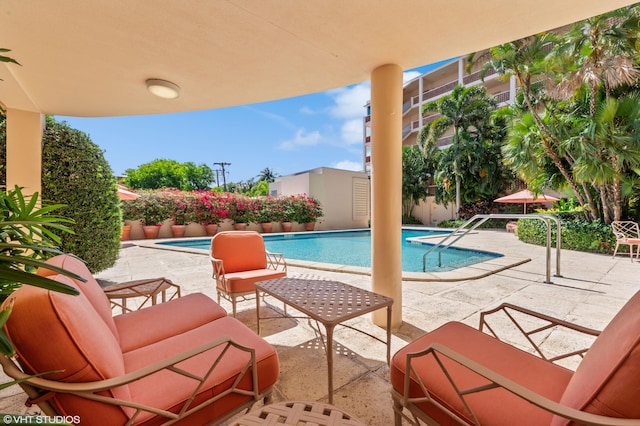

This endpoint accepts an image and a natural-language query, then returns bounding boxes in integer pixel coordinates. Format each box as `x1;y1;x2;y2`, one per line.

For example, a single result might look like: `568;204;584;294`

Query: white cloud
332;160;363;171
299;106;316;115
341;119;363;145
403;71;421;84
278;129;323;151
326;83;371;119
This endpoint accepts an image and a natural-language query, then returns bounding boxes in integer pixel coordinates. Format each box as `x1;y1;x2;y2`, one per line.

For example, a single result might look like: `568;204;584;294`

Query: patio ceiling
1;0;636;118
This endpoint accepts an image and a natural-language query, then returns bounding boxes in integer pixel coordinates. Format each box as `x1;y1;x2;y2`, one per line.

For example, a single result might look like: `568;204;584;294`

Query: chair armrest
399;343;639;426
479;303;600;363
266;252;287;273
1;336;262;423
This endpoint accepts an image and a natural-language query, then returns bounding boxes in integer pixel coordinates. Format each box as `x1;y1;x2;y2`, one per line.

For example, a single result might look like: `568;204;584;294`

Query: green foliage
402;146;432;217
39;118;122;273
402;214;423;225
517;217;616;254
246;181;269;197
125;159;214;191
122;190;171;225
0;186;83;357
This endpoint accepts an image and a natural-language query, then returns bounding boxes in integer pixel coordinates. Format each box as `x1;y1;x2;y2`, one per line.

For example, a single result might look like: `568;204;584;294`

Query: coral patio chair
611;220;640;261
210;231;287;315
391;291;640;425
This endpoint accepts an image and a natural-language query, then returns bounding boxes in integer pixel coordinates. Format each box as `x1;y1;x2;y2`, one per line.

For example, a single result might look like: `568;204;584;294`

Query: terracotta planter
304;222;316;231
142;225;161;239
233;222;247;231
260;222;273;233
120;225;132;241
170;224;187;238
281;221;293;232
205;224;219;236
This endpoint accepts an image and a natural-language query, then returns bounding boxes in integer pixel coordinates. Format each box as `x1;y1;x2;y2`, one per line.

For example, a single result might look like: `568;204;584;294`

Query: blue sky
56;60;452;185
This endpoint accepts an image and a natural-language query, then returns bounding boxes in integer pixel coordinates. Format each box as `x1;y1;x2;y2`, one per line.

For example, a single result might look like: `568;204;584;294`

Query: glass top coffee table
255;277;393;404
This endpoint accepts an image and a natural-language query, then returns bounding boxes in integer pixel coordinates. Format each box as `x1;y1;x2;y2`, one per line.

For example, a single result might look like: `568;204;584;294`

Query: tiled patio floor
1;229;638;425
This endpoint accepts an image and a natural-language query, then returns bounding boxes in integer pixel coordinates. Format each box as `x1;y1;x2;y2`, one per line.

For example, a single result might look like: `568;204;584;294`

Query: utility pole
213;162;231;192
213;169;222;188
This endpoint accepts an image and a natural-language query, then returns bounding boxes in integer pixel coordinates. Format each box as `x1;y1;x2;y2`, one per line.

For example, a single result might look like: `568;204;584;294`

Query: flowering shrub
194;191;229;225
122;190;324;227
291;194;323;223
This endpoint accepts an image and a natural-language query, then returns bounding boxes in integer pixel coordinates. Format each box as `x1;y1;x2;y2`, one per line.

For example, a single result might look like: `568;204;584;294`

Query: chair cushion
36;254;119;342
221;269;287;294
123;316;279;425
4;276;132;424
115;293;228;353
552;291;640;425
391;322;573;426
211;231;267;273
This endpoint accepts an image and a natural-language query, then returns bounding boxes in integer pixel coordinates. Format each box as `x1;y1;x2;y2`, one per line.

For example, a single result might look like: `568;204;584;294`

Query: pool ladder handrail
422;214;562;283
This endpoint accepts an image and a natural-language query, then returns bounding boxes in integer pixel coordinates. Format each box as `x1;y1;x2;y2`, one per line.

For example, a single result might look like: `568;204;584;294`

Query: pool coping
132;229;531;282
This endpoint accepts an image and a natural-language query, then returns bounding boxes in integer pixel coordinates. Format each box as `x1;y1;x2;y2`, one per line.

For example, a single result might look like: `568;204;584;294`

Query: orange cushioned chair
210;231;287;316
1;254;280;425
391;291;640;426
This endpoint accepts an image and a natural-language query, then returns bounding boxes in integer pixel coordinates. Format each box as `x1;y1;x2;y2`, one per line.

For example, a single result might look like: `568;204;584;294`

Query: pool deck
1;228;639;425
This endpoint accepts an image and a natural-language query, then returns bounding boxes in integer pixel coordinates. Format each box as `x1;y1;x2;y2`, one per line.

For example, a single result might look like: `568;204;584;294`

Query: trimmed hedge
516;217;616;254
41;118;122;272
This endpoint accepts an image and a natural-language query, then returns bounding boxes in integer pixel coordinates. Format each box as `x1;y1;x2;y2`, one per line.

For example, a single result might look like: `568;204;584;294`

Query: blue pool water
159;229;501;273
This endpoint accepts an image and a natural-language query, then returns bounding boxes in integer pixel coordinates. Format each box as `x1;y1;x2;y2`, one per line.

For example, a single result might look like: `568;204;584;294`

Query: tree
479;6;640;223
417;84;500;215
257;167;278;183
402;146;433;221
125;159;214;190
40;118;122;272
182;162;214;190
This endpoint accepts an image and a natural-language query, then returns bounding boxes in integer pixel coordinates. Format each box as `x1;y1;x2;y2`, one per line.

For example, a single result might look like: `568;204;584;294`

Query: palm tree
417;84;497;216
257;167;278;183
470;34;600;220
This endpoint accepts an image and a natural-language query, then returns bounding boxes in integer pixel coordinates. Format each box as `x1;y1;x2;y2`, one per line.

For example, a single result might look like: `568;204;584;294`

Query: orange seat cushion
552;291;640;425
124;316;280;425
115;293;228;353
211;231;268;273
4;276;132;424
37;254;120;341
391;322;573;426
221;269;287;294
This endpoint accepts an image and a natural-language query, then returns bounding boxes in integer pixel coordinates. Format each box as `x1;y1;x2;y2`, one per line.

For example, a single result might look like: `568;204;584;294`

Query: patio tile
2;230;639;425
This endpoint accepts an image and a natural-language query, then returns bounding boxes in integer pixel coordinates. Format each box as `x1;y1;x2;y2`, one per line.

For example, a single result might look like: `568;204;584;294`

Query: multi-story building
362;54;518;174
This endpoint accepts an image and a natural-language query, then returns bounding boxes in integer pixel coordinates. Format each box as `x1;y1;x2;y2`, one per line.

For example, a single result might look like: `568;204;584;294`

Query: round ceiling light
145;79;181;99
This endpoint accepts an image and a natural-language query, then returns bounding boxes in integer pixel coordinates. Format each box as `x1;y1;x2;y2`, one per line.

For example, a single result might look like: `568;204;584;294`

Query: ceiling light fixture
145;79;181;99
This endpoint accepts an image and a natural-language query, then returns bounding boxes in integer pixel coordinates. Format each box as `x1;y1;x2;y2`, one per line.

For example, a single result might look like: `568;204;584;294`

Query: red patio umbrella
494;189;560;214
117;184;140;201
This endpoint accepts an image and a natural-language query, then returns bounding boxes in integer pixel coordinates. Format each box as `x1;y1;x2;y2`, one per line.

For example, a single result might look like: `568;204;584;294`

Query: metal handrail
422;214;562;283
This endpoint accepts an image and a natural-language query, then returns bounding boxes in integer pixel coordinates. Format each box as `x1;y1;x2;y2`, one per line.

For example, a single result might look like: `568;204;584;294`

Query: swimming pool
159;229;502;273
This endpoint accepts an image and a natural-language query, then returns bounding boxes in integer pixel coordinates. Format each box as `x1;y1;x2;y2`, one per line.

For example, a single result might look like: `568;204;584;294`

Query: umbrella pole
523;201;527;214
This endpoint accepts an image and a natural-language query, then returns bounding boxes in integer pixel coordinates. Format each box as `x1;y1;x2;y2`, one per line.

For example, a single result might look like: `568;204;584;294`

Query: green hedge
41;118;122;272
516;217;616;254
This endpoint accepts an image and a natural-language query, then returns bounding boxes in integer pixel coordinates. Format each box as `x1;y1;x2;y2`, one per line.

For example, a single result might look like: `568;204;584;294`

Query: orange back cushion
552;291;640;425
37;254;119;342
210;231;267;273
4;275;131;423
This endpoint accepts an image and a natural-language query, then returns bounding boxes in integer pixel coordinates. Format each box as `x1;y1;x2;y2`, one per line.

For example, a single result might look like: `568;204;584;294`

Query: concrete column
370;64;403;328
6;108;43;196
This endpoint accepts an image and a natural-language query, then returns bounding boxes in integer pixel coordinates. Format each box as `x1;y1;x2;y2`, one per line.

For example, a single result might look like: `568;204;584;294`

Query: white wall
270;167;370;230
411;196;455;226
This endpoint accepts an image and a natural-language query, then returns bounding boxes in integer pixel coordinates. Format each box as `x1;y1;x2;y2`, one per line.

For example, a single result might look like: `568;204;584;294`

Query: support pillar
6;108;43;196
370;64;403;329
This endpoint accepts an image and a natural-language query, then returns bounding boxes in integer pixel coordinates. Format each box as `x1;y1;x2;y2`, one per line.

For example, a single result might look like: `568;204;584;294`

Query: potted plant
293;195;323;231
279;196;296;232
252;198;274;233
169;193;191;238
228;196;252;230
139;192;168;239
195;192;227;235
